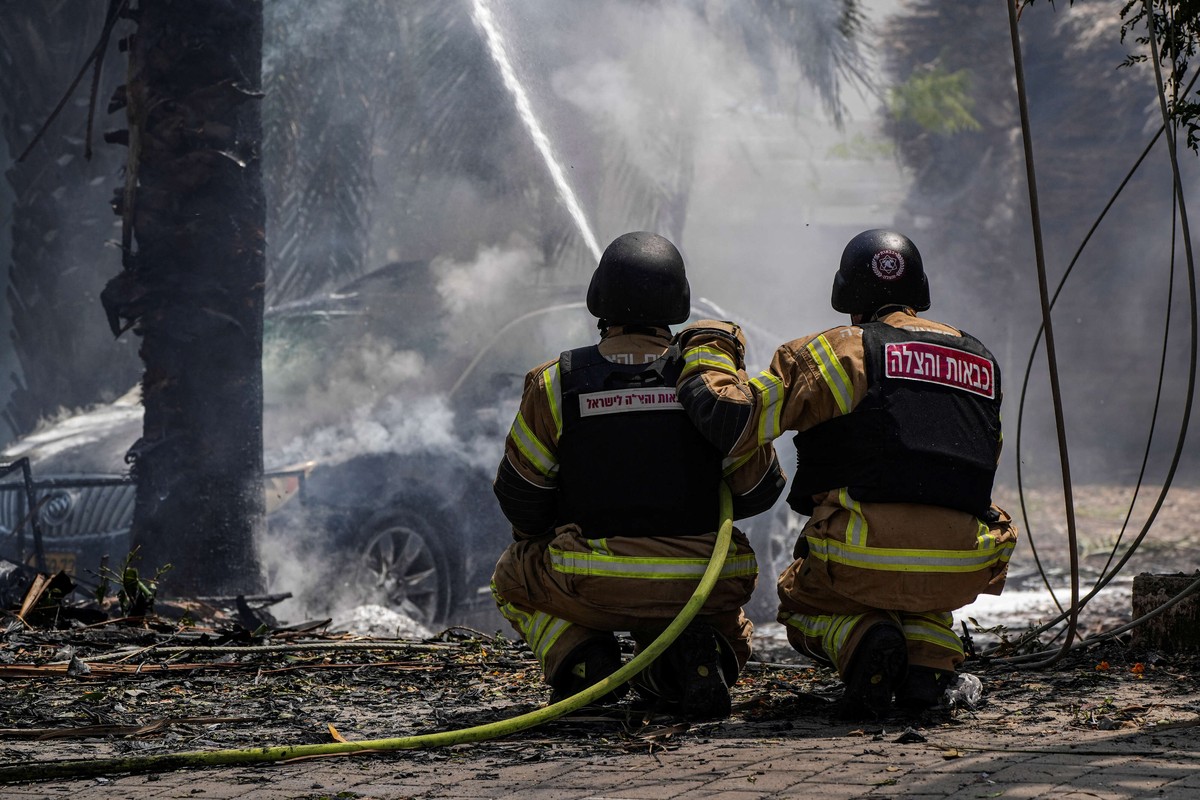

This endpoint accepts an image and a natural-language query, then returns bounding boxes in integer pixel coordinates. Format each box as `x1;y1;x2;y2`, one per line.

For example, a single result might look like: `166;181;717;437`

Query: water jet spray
470;0;602;261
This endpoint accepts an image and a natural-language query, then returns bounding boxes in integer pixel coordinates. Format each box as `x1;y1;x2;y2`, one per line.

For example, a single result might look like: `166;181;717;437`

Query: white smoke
435;242;541;317
257;243;551;624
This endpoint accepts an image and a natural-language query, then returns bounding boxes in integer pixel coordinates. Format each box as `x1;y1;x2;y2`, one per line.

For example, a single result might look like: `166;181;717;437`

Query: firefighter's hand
674;320;746;374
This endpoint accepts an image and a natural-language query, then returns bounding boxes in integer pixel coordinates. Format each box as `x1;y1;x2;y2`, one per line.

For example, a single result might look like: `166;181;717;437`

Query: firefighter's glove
673;320;746;378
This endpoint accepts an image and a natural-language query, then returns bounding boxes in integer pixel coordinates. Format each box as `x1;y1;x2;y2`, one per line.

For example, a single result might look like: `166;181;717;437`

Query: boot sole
843;625;908;716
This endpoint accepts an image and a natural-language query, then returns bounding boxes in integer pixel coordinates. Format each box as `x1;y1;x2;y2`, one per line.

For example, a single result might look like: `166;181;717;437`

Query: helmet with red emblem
831;229;930;316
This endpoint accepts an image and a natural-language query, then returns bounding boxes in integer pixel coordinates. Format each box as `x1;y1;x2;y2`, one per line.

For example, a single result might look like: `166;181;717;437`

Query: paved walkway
6;704;1199;800
5;620;1197;800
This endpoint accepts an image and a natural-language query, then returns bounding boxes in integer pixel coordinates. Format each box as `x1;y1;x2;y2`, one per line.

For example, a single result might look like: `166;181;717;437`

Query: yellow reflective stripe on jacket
681;346;738;379
510;410;558;478
542;363;563;439
548;546;758;580
492;584;574;669
525;611;572;667
749;371;785;445
806;334;854;415
721;450;755;477
586;537;614;556
838;488;868;547
781;611;865;664
902;613;964;656
803;532;1015;573
781;612;829;640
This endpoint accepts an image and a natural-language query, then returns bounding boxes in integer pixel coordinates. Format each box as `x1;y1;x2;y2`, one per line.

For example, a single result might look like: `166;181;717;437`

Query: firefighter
672;229;1018;716
491;231;786;720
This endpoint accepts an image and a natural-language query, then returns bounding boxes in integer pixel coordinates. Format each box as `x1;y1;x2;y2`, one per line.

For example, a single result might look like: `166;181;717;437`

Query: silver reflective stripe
749;371;784;445
721;451;754;477
682;346;738;377
806;537;1012;571
527;612;573;665
825;613;860;657
781;611;866;664
510;411;558;478
542;364;563;438
903;614;964;655
587;538;613;556
838;488;867;547
549;548;758;579
494;587;572;670
806;334;854;415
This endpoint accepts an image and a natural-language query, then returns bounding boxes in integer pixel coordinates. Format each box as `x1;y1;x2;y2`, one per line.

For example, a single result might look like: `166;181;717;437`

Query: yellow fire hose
0;483;735;784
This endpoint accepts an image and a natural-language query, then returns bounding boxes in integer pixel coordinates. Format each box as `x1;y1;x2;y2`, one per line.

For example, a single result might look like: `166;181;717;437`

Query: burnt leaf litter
2;483;1200;777
0;583;1198;778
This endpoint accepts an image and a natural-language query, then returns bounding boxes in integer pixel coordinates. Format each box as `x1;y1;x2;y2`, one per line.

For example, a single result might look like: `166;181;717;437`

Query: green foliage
1024;0;1200;151
94;547;172;618
826;133;895;160
888;66;982;135
1119;0;1200;149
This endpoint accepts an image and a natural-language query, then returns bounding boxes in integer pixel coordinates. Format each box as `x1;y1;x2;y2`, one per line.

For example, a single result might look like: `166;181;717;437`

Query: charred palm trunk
103;0;266;595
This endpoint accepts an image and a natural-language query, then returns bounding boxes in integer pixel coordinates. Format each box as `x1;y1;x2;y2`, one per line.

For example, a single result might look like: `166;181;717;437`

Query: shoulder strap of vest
559;343;683;387
558;344;606;376
862;320;996;359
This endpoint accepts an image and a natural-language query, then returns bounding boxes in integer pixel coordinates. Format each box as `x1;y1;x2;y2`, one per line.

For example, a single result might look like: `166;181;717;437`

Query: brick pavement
5;710;1199;800
4;618;1198;800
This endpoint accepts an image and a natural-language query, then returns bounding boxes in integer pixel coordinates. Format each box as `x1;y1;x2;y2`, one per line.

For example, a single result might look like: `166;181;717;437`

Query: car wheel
341;503;458;627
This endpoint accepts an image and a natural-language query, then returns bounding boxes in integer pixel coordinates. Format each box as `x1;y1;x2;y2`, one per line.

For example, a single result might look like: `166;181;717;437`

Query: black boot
549;637;627;705
841;624;908;717
895;665;952;713
637;623;733;721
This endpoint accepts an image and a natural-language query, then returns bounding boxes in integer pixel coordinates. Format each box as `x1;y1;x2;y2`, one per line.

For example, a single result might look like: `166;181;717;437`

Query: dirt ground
1;481;1198;795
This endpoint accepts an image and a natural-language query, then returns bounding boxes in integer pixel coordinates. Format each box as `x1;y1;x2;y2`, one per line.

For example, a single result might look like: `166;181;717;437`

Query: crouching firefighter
672;229;1019;717
490;231;785;720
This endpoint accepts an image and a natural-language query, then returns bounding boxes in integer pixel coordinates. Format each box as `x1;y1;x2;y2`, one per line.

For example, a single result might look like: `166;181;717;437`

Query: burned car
0;258;794;625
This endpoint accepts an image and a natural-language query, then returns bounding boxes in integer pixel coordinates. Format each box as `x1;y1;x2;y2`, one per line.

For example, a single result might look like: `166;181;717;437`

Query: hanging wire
1011;124;1166;619
1010;69;1197;623
14;0;128;164
987;0;1199;666
1003;0;1082;668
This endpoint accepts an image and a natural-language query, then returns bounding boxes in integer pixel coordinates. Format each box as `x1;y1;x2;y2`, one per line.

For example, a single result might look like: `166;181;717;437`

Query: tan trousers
491;524;757;684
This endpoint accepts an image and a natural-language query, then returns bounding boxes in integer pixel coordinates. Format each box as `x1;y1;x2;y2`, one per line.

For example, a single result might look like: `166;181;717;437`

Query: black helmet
831;229;930;315
586;231;690;325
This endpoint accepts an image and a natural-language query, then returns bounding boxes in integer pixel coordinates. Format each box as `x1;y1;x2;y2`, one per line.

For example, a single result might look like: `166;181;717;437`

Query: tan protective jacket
676;310;1017;617
491;325;786;675
498;325;785;535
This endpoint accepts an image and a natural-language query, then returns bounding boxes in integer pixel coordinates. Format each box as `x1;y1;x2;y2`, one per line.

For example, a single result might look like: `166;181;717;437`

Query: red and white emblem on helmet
871;249;905;281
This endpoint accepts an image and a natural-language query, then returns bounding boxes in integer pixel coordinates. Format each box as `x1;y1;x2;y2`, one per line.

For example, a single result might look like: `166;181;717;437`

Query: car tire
336;500;460;628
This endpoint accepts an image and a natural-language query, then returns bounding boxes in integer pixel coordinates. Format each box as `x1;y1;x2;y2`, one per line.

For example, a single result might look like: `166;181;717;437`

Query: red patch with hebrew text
884;341;995;399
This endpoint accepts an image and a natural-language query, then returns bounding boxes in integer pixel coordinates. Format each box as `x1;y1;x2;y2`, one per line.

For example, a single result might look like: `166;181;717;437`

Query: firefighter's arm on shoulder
673;320;757;456
724;444;787;521
492;364;561;541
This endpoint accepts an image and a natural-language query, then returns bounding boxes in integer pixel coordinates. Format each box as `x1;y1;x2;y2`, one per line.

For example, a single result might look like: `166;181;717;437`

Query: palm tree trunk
104;0;266;595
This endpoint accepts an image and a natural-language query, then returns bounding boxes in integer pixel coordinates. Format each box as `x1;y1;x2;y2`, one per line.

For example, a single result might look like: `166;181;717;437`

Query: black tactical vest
787;323;1002;518
556;345;723;537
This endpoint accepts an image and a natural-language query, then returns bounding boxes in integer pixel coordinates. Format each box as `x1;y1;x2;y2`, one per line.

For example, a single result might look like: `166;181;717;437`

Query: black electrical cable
1004;0;1082;668
1012;123;1167;618
1011;65;1199;625
988;0;1200;666
994;572;1200;667
14;0;128;164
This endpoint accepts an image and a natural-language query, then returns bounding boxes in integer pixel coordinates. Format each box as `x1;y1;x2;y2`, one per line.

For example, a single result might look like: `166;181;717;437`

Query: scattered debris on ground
2;596;1198;784
3;482;1199;782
